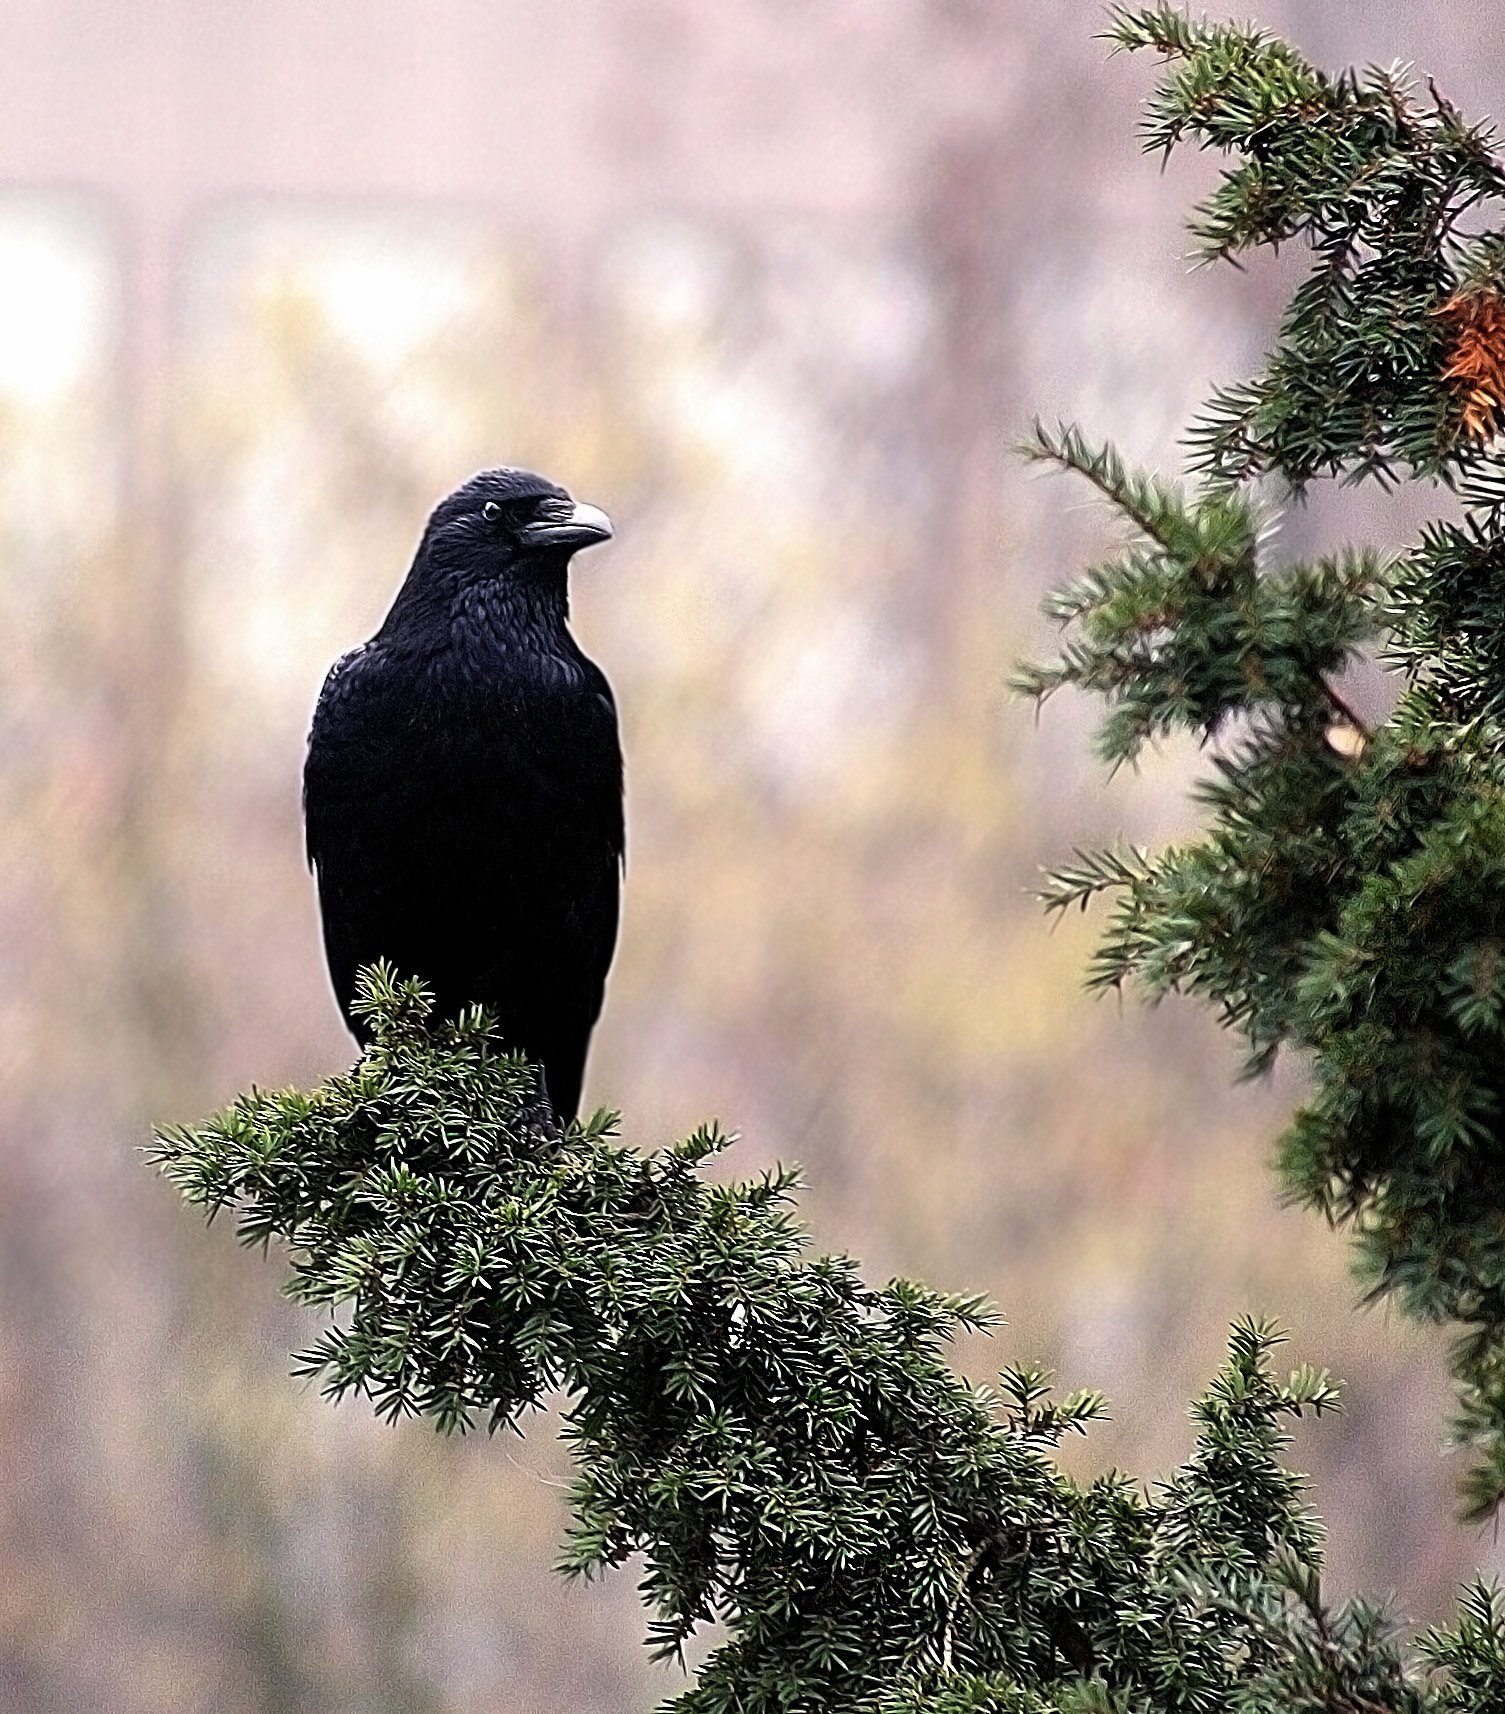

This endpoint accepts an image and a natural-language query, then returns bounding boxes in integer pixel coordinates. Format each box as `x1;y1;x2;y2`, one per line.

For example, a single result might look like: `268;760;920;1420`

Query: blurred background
2;1;1502;1708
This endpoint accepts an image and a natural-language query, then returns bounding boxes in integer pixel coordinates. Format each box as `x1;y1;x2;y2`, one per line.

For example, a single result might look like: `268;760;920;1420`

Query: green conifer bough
1020;5;1505;1524
156;10;1505;1709
154;968;1477;1713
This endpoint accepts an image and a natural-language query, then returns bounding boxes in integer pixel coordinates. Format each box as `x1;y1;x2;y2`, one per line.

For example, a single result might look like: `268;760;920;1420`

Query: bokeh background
3;2;1503;1709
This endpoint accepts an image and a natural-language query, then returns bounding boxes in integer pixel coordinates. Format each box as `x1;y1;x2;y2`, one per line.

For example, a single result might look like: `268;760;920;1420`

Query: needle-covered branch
153;968;1500;1713
1027;15;1505;1517
1105;5;1505;485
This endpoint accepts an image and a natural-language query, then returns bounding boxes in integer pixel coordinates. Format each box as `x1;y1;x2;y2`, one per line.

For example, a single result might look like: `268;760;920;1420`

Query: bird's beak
518;500;614;552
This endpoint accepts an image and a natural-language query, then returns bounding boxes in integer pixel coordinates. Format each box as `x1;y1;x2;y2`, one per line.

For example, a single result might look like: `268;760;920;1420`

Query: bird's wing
303;644;371;871
303;642;431;1027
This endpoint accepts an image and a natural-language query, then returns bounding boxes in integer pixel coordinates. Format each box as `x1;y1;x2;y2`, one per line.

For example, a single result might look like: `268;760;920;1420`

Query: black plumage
303;467;623;1123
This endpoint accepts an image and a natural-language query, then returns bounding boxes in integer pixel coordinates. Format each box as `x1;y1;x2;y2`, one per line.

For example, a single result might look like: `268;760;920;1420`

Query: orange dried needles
1438;288;1505;443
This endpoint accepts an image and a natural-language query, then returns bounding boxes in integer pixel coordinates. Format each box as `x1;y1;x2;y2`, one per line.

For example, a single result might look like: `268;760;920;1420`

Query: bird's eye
482;500;503;523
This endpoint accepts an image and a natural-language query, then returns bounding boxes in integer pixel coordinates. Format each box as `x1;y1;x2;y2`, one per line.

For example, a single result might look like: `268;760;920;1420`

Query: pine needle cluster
1024;7;1505;1518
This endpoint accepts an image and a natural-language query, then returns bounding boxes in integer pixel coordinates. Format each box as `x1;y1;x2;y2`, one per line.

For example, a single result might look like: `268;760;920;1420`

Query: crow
303;467;622;1123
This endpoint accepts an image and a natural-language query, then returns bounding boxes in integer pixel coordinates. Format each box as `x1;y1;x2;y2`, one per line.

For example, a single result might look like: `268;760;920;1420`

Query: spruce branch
1104;6;1505;488
153;967;1470;1712
1028;10;1505;1521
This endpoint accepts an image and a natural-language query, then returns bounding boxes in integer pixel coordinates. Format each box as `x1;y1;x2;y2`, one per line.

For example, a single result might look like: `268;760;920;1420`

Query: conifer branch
153;969;1445;1712
1029;8;1505;1527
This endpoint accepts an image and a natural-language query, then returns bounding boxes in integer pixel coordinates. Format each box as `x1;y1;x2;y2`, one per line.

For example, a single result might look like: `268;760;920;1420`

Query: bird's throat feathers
379;547;574;667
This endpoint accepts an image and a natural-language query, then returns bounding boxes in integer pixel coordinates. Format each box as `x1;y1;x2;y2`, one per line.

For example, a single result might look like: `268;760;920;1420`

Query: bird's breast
404;650;618;784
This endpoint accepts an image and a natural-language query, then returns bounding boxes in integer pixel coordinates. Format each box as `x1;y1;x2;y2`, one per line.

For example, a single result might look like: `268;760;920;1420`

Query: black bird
303;467;622;1123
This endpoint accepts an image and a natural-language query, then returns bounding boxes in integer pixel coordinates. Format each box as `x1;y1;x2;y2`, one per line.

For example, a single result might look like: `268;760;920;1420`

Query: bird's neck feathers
378;549;574;661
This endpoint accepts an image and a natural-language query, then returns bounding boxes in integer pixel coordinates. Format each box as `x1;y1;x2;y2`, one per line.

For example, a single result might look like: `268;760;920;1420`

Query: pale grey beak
519;499;614;552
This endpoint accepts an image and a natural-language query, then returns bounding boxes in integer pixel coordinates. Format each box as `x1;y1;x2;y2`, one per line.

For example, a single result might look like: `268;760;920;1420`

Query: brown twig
1320;678;1372;740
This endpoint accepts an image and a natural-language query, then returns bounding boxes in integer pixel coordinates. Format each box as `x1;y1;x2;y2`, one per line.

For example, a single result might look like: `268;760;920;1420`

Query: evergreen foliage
1022;8;1505;1518
156;968;1501;1712
152;9;1505;1709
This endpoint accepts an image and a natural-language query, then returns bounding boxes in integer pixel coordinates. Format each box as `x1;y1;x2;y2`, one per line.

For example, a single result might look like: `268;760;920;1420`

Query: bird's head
381;468;614;643
420;468;613;574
